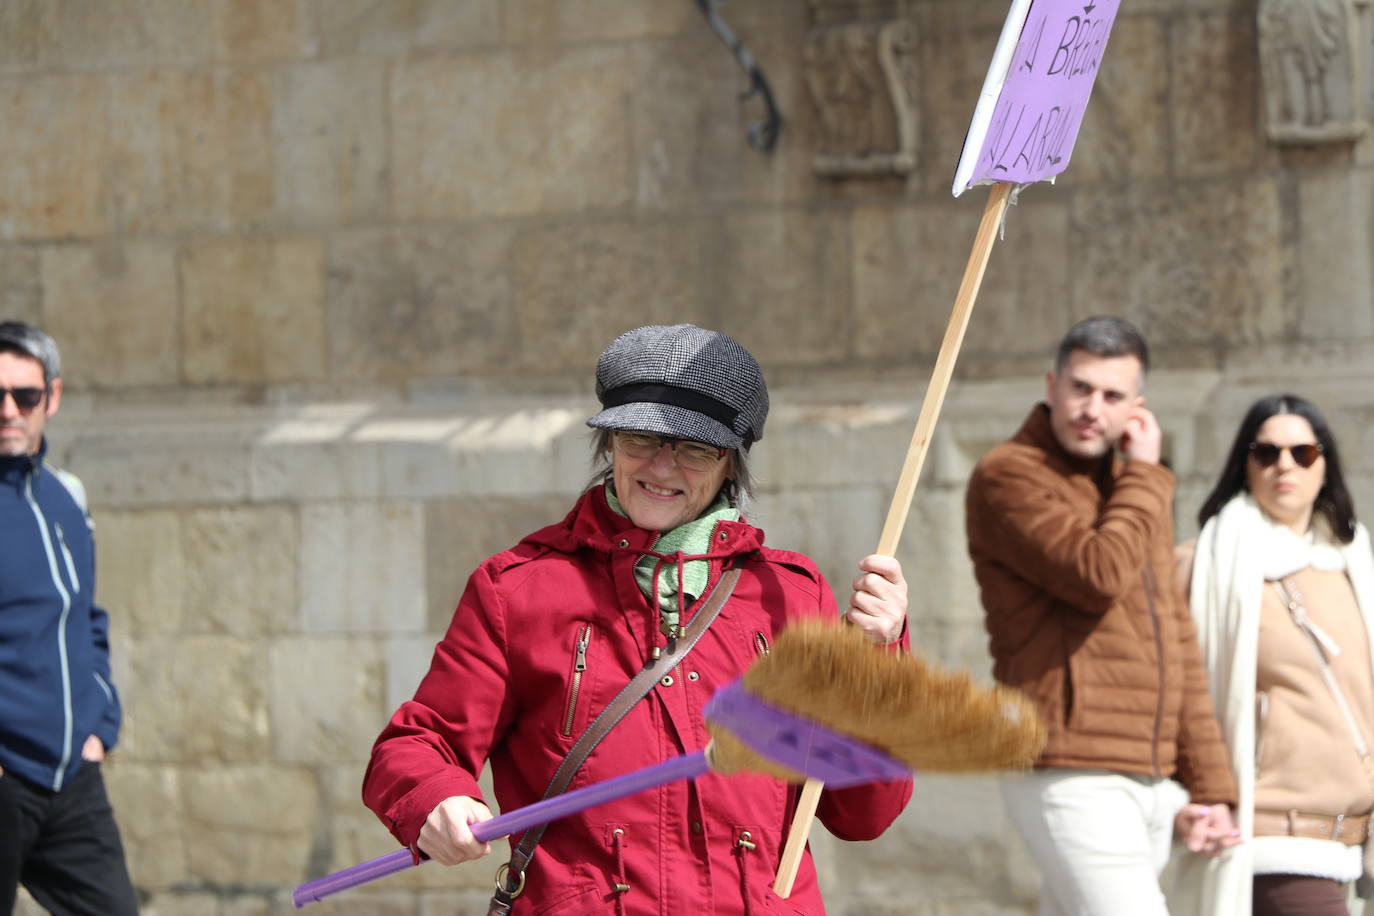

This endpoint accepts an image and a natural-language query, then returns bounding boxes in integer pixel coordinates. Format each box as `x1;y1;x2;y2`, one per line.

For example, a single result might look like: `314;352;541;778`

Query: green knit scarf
605;484;739;635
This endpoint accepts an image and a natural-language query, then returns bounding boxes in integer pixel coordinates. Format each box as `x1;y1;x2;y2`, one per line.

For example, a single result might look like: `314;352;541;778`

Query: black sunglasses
0;387;44;411
1248;441;1323;469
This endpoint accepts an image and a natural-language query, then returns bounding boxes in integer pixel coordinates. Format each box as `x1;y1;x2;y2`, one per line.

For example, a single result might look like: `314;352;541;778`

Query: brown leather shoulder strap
487;566;743;914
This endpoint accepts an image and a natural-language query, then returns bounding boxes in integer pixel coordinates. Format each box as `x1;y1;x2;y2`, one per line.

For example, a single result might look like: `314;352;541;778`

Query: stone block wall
4;1;1374;914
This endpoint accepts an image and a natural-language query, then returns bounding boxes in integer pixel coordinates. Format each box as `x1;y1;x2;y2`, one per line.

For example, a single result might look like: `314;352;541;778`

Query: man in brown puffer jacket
965;317;1239;916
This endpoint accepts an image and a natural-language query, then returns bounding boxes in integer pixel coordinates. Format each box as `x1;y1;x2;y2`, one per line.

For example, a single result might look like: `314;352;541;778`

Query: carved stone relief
804;1;918;177
1259;0;1368;144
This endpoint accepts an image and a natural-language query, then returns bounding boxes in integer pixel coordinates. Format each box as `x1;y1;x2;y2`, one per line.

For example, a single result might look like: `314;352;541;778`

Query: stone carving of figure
1259;0;1366;142
805;26;888;157
803;18;918;176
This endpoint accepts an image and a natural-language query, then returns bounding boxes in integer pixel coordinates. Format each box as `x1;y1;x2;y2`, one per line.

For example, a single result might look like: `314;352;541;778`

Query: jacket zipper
754;632;770;656
1141;566;1165;778
562;625;592;738
24;474;75;791
55;522;81;593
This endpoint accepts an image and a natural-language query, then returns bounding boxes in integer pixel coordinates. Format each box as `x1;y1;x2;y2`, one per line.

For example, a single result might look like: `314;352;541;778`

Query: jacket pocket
1255;690;1269;767
561;624;594;738
529;869;615;916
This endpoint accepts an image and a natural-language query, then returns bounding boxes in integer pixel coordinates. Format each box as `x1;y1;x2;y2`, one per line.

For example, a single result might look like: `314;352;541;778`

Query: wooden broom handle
772;181;1013;898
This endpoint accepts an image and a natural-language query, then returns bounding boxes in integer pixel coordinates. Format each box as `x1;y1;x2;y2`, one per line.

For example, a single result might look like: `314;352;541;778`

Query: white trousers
1000;768;1190;916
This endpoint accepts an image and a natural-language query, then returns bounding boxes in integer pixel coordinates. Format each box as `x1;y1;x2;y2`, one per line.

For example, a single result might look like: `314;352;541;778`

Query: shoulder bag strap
487;566;742;915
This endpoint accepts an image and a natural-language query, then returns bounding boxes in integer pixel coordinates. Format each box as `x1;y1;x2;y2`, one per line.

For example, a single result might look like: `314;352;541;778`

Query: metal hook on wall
692;0;783;153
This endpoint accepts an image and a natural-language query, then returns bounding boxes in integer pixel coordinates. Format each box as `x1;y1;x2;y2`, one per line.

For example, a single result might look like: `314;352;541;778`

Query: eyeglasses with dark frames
1248;441;1323;469
612;431;727;472
0;387;44;411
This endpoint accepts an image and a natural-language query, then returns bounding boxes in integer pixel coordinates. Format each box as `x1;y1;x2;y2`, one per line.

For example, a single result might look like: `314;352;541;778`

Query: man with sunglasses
964;317;1239;916
0;321;139;915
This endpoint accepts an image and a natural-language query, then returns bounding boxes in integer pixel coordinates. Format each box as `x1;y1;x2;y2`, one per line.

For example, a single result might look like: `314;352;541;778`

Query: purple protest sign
953;0;1122;196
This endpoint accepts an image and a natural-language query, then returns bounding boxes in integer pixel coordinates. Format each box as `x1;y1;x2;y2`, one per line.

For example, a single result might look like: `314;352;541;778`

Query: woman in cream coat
1172;394;1374;915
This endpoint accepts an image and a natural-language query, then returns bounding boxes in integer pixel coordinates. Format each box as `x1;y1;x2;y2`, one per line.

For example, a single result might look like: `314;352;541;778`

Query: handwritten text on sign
954;0;1122;194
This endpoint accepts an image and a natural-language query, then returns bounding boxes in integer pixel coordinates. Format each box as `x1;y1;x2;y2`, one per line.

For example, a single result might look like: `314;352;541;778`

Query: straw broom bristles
707;619;1046;779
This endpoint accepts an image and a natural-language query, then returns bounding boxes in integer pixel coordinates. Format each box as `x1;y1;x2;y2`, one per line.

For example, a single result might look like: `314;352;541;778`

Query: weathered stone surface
94;509;185;637
1070;16;1170;184
184;506;298;636
320;764;500;895
316;0;501;54
1294;168;1374;340
0;1;53;75
284;891;419;915
182;237;327;384
424;495;579;631
391;48;635;220
823;774;1039;915
758;397;915;491
0;75;107;240
757;485;889;610
915;8;1005;195
1110;0;1250;10
300;503;426;633
107;68;274;235
64;433;252;508
251;411;386;502
1068;177;1285;362
385;636;439;710
0;246;40;322
214;0;313;61
418;892;509;916
219;894;277;916
326;225;519;383
103;762;186;889
182;765;317;885
269;637;385;763
121;636;270;763
40;243;179;387
42;0;214;68
321;762;396;881
511;220;707;374
705;209;851;368
376;409;577;500
523;0;695;42
551;416;603;495
1169;13;1264;178
272;59;388;226
137;893;225;915
851;196;1071;366
628;16;818;209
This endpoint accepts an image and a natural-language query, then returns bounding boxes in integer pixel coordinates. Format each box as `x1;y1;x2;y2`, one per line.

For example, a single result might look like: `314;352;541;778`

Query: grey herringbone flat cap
587;324;768;449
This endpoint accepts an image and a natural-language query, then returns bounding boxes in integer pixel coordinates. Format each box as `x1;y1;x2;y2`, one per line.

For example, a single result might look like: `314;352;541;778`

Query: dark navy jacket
0;439;120;792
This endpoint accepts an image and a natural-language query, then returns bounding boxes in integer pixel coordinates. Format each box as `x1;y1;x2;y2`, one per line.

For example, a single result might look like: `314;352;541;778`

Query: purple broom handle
292;750;710;908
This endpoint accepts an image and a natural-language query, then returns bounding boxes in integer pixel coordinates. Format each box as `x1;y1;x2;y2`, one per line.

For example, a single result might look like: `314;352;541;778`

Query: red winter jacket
363;485;913;915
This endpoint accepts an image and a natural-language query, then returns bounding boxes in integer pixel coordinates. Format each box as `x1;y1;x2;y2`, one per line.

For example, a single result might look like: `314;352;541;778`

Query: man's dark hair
1054;316;1149;374
0;321;62;390
1198;393;1356;543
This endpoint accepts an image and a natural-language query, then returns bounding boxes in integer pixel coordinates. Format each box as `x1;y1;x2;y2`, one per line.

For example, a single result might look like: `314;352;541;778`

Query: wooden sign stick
773;179;1014;897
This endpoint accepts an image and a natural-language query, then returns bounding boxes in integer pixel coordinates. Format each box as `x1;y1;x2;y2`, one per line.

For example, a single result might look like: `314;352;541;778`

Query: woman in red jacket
363;324;913;915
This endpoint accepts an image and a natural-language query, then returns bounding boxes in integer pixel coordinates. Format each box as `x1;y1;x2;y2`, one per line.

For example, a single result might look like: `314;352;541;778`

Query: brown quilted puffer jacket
965;404;1236;806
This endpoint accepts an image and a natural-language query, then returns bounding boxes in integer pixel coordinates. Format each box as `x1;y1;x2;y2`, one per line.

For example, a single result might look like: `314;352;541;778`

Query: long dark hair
1197;393;1356;542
